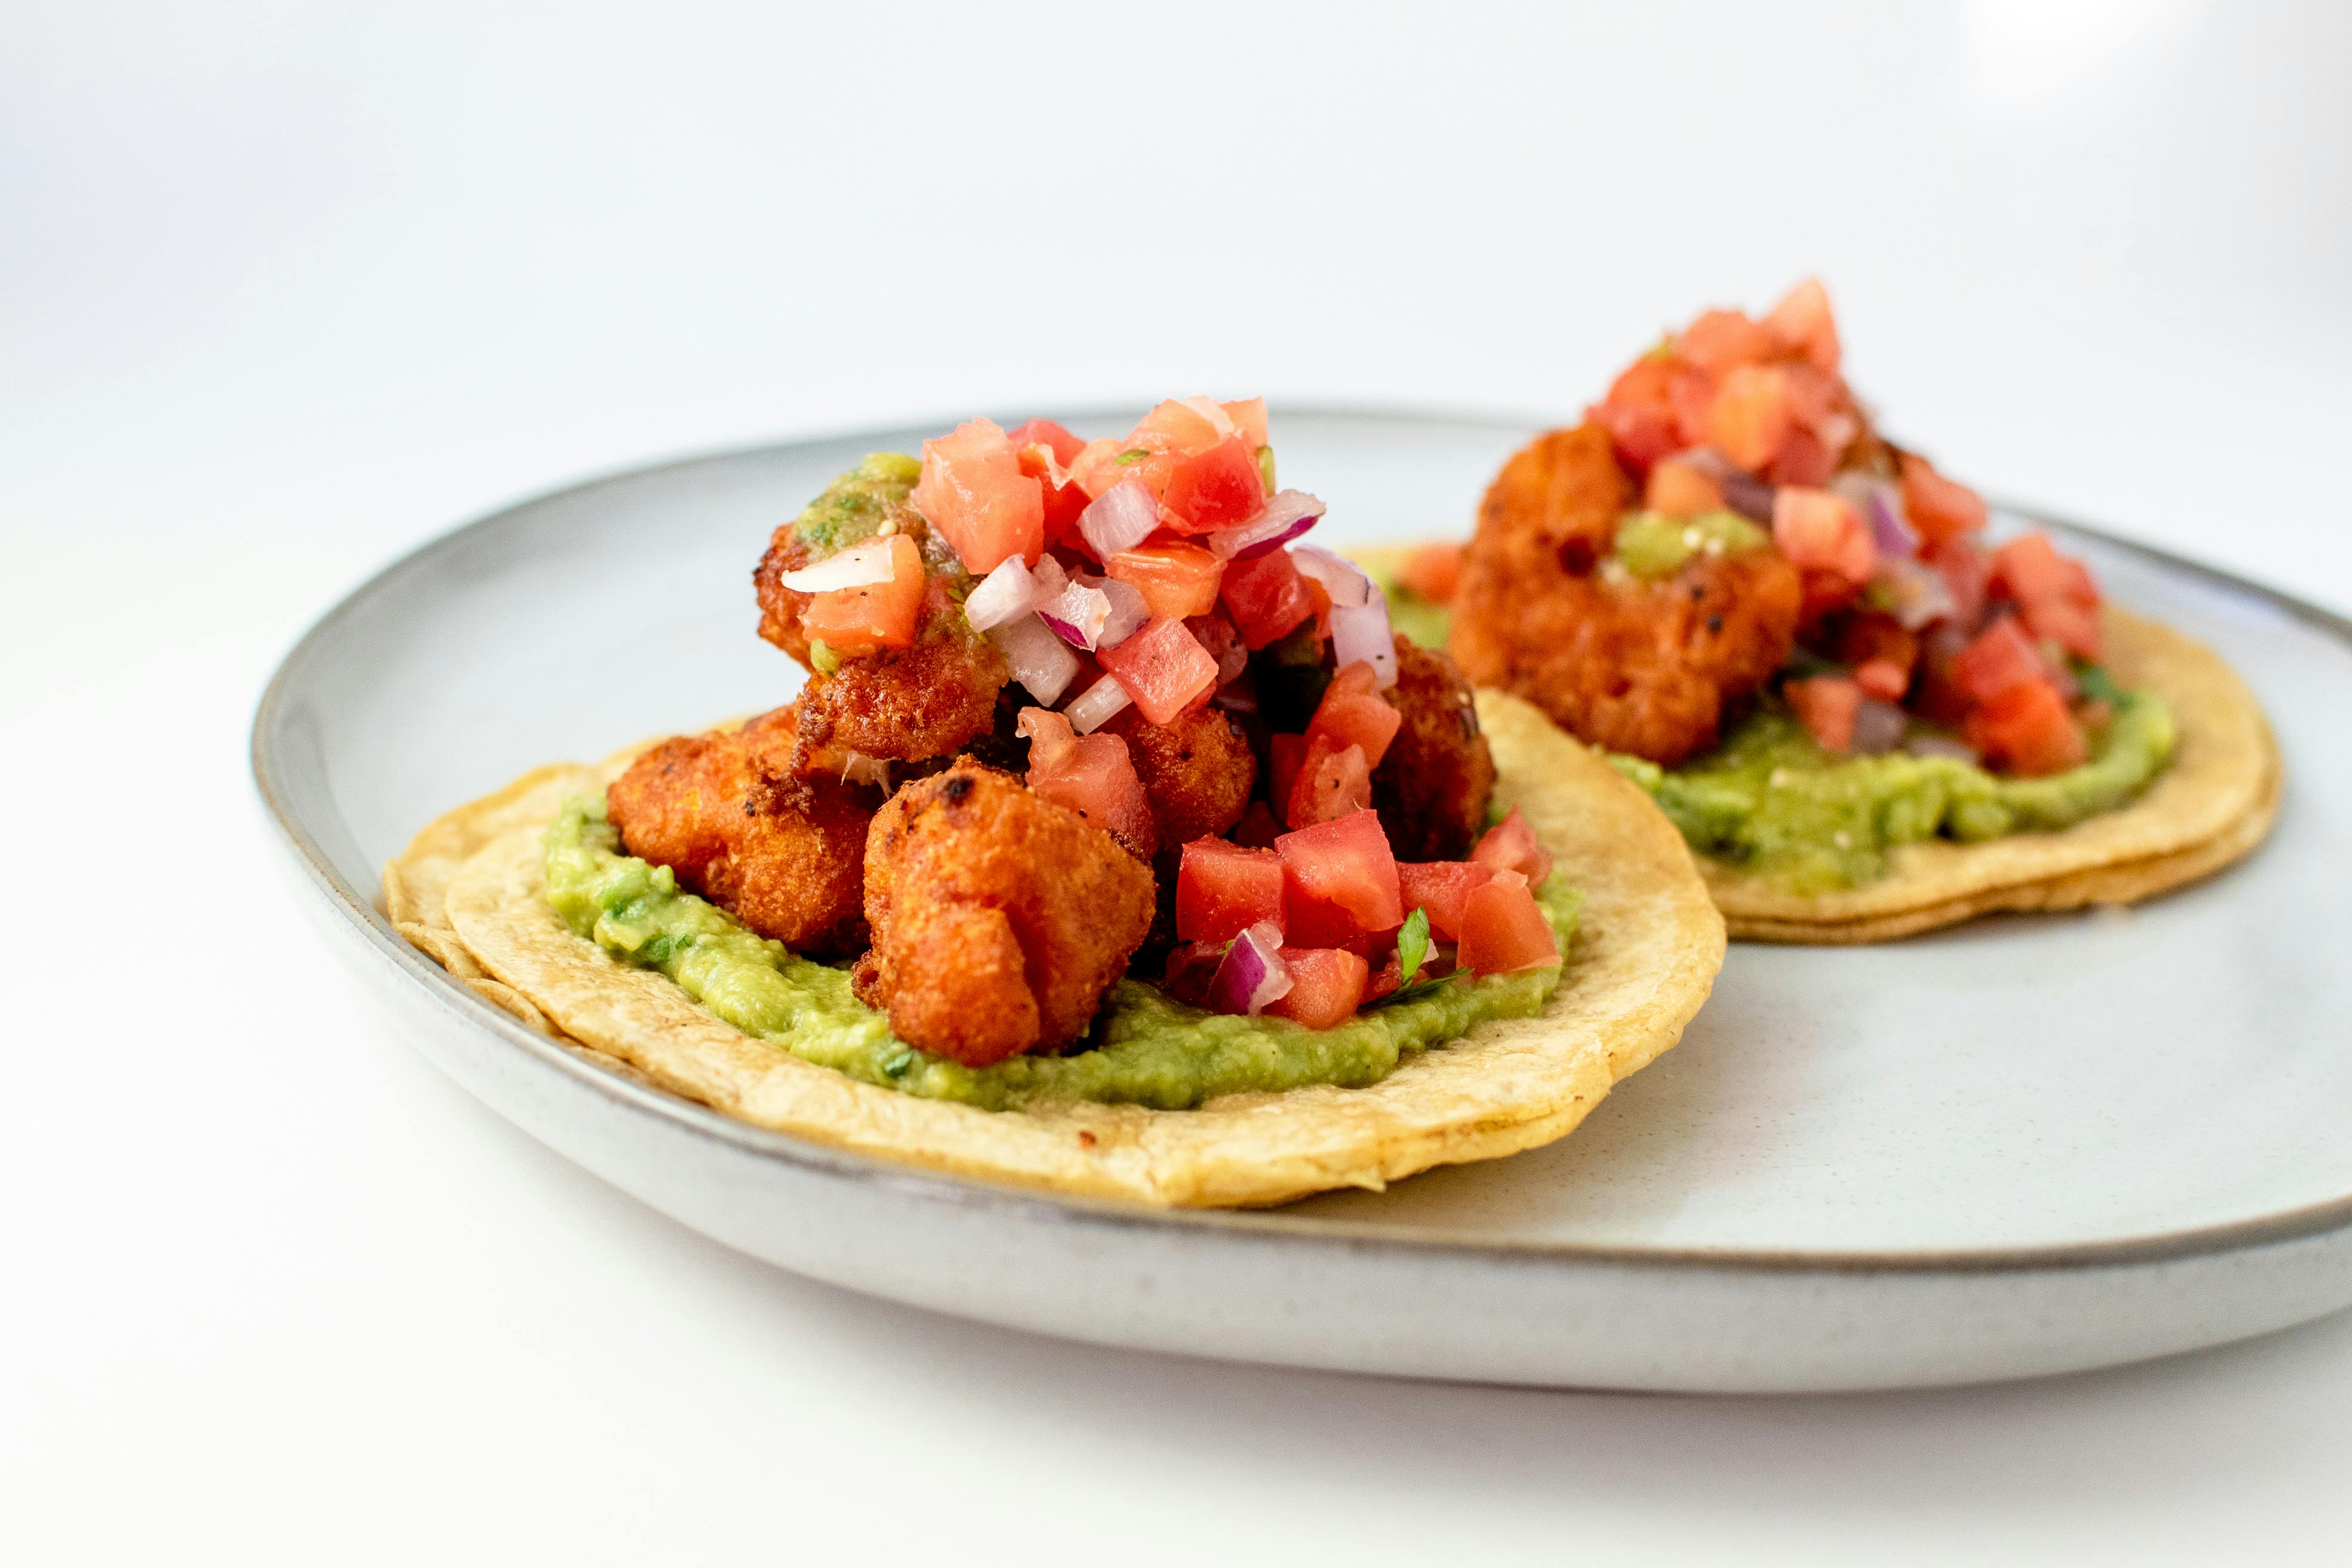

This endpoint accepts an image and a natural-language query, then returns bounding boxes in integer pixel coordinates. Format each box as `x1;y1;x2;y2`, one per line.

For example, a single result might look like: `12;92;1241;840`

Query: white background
6;2;2350;1563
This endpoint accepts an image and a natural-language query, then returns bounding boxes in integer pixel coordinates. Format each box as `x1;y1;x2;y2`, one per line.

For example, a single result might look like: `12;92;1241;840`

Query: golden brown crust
1450;422;1799;765
796;580;1011;767
1104;704;1257;849
859;760;1156;1065
1373;635;1496;861
396;693;1725;1208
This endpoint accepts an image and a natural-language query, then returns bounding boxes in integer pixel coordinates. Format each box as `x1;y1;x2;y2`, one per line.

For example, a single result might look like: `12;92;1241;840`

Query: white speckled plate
255;409;2352;1392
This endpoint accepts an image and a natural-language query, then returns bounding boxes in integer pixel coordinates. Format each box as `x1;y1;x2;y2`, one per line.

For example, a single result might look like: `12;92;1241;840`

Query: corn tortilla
384;693;1725;1208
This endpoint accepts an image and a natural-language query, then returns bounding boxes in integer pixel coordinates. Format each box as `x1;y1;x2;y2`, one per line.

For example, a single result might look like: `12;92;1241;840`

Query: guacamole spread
543;799;1579;1111
1609;693;2175;892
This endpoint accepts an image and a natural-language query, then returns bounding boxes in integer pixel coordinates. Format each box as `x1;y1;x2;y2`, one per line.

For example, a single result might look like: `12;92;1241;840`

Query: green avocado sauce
543;798;1580;1112
1608;694;2175;892
1610;509;1771;580
790;452;922;558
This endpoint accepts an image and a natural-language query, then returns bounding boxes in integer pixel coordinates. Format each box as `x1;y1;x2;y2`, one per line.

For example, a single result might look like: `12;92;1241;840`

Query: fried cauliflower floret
855;760;1154;1067
794;579;1010;768
1102;705;1257;849
1450;421;1800;765
1373;636;1497;860
604;704;878;956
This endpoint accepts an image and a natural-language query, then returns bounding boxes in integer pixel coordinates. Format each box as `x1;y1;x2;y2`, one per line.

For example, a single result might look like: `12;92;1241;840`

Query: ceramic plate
255;409;2352;1392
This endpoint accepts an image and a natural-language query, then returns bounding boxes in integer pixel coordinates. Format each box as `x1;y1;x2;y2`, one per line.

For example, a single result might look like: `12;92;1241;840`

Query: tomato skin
1306;662;1403;769
1129;398;1224;457
1964;677;2087;776
1105;541;1224;620
1276;808;1404;937
1026;728;1156;855
1266;947;1370;1029
1786;675;1862;753
1287;734;1372;829
1993;532;2102;660
1930;536;1992;630
1098;617;1222;726
1773;487;1876;583
1161;435;1267;534
912;418;1046;574
1175;838;1285;945
1645;457;1725;518
1854;658;1909;703
1397;860;1496;940
1457;872;1560;976
1588;359;1683;476
1952;618;2048;704
1469;805;1552;885
1220;548;1316;650
1677;309;1778;373
1765;426;1833;488
1003;418;1085;467
1707;364;1793;472
799;534;926;654
1220;397;1269;451
1401;542;1463;603
1899;452;1988;546
1764;278;1841;373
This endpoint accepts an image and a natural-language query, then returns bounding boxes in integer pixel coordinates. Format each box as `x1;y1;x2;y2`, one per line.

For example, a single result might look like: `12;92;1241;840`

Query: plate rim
252;404;2348;1279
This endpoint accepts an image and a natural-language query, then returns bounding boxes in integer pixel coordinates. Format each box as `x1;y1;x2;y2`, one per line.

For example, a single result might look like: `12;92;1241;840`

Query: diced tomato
1266;947;1370;1029
2020;594;2101;662
1396;860;1497;940
1964;677;2087;777
1457;872;1560;976
911;418;1046;574
1952;617;2048;704
1268;733;1307;822
1021;711;1156;854
1991;532;2090;609
1185;611;1248;688
1763;278;1840;373
1276;808;1404;938
1854;658;1909;703
1306;662;1403;769
1676;309;1778;373
1469;806;1552;886
1910;624;1974;726
1797;567;1867;626
1835;612;1919;679
1644;457;1724;519
1301;575;1334;644
1161;434;1267;534
1588;359;1682;475
1780;363;1839;431
1765;426;1833;488
1899;452;1988;547
1068;437;1180;501
1786;675;1862;754
1098;617;1221;726
1175;838;1285;945
1014;440;1091;546
1668;368;1720;449
1772;487;1875;584
1003;418;1085;467
1707;364;1793;473
1287;733;1372;828
1930;536;1992;630
798;533;926;655
1401;542;1463;603
1106;541;1224;620
1129;398;1224;457
1220;397;1269;451
1220;547;1316;650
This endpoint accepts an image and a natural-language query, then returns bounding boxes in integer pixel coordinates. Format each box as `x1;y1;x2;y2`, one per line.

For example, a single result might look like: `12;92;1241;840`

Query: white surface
7;1;2351;1562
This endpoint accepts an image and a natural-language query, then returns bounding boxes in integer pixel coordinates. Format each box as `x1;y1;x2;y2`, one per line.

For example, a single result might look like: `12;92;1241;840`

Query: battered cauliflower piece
1373;636;1497;860
856;760;1154;1067
1450;421;1800;765
793;580;1010;767
1103;704;1257;849
604;704;878;956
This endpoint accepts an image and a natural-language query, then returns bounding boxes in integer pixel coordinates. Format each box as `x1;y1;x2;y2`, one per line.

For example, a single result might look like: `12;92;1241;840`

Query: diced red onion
1874;556;1959;631
963;555;1038;632
1330;589;1399;688
1077;478;1160;561
1039;580;1111;650
1178;395;1238;439
778;537;898;593
1208;490;1326;559
1851;698;1907;756
990;613;1080;706
1906;735;1980;765
1207;921;1293;1016
1718;471;1776;525
1290;546;1373;607
1097;577;1150;650
1674;446;1734;479
1836;474;1919;558
1063;673;1132;734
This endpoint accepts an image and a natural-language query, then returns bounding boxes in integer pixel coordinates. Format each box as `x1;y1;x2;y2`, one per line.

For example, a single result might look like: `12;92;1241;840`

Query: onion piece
1208;490;1326;559
963;555;1039;632
1330;589;1399;689
1290;546;1373;607
778;538;899;593
1038;580;1111;650
1178;395;1238;439
1872;556;1958;631
1851;698;1908;756
1097;577;1150;650
990;613;1080;706
1836;473;1919;558
1063;673;1133;734
1207;921;1294;1016
1077;478;1160;562
1717;471;1776;525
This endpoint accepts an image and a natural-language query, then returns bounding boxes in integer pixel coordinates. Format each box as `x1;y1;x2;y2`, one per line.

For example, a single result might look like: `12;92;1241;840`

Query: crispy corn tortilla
1700;607;2278;941
385;694;1725;1208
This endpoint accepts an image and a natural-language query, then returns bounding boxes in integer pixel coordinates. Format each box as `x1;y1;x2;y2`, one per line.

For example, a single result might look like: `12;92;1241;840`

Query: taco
387;400;1724;1207
1362;283;2277;942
